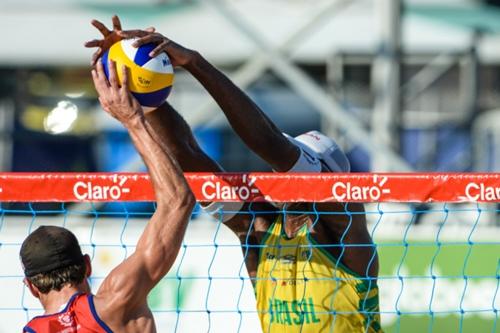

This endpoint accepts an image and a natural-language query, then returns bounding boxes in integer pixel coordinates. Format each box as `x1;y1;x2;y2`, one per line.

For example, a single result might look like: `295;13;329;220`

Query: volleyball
101;38;174;109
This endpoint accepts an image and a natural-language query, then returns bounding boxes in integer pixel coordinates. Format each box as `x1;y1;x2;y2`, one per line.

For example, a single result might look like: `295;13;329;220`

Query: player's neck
40;282;91;314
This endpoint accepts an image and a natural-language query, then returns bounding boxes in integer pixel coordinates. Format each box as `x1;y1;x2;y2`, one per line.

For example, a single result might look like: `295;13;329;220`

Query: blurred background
1;0;500;332
1;0;500;176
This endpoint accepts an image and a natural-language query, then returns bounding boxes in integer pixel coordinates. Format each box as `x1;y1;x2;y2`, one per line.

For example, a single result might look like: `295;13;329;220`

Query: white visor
285;131;350;173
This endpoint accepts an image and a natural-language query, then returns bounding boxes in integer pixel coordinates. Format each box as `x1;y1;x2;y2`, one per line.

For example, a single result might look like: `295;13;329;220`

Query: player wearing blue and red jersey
21;40;195;333
24;293;110;332
87;16;382;333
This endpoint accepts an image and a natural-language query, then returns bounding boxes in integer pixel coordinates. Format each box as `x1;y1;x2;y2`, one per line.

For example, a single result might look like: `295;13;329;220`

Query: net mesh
0;173;499;333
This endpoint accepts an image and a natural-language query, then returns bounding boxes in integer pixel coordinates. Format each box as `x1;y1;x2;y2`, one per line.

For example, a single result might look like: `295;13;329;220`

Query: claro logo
464;182;500;201
332;175;391;201
202;175;259;200
73;175;130;200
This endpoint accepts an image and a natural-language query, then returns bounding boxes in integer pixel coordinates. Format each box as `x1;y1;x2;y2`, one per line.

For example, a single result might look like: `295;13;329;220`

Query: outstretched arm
84;18;268;234
91;60;195;322
117;30;300;172
184;54;300;171
145;102;223;173
84;17;222;174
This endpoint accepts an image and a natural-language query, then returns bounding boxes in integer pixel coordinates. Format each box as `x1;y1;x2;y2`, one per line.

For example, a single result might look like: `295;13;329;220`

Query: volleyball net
0;173;499;333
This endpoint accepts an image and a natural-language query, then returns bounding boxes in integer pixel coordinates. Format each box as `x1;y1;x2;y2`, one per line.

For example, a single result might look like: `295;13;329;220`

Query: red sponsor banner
0;173;498;203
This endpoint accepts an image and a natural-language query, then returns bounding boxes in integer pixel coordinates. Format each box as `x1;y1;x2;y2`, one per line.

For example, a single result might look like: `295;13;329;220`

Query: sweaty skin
92;61;195;332
24;57;194;332
85;16;381;332
95;23;379;279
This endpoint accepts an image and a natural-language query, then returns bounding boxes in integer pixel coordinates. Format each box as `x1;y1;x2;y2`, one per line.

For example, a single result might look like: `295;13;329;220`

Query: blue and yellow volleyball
101;38;174;109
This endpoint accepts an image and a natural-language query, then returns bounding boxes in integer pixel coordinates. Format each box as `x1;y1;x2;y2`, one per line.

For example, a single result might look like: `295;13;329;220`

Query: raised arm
117;30;300;172
91;60;195;324
184;54;300;171
84;18;269;235
84;17;223;174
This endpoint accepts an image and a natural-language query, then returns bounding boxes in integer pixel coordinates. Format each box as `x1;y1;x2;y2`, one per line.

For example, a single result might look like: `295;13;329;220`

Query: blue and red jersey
23;293;112;333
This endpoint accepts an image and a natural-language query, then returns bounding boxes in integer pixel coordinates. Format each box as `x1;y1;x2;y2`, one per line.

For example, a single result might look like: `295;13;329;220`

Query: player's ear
24;278;40;299
83;254;92;278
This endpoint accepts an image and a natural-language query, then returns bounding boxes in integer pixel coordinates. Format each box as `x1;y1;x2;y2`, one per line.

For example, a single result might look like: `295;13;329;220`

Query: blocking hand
84;15;155;66
91;60;143;126
118;30;196;68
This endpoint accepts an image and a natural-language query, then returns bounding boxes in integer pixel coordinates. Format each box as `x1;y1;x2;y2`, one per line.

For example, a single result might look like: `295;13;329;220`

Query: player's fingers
91;69;99;86
94;61;104;81
112;15;122;31
132;34;159;48
91;19;111;37
91;68;107;93
108;60;119;89
150;40;168;58
95;61;110;88
145;27;156;33
119;66;137;107
84;39;102;48
118;29;148;39
120;64;129;91
91;49;102;66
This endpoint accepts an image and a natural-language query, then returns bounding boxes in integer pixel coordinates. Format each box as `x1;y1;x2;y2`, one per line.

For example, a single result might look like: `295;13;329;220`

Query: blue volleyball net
0;173;498;333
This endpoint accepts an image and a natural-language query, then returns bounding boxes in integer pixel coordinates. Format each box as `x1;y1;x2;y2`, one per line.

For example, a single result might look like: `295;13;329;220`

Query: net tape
0;173;499;333
0;172;498;202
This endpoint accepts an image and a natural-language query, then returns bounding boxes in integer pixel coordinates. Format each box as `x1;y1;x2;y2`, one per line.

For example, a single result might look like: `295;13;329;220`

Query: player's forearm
185;53;278;140
94;116;195;311
145;103;223;173
126;116;195;281
125;116;194;207
185;53;298;170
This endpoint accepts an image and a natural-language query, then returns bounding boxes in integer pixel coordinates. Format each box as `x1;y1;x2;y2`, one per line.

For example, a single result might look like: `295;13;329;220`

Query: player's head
20;226;91;297
275;131;350;210
286;131;351;173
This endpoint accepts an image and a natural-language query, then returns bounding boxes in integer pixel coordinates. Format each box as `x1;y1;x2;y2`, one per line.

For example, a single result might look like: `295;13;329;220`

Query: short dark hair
27;262;87;294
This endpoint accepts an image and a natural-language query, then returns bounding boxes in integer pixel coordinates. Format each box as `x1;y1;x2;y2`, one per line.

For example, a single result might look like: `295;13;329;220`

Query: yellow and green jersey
255;216;383;333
